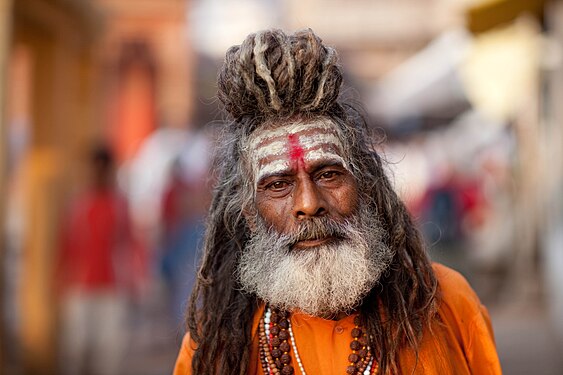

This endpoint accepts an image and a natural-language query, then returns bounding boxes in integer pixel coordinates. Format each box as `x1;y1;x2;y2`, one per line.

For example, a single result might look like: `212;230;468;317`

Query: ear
243;206;257;232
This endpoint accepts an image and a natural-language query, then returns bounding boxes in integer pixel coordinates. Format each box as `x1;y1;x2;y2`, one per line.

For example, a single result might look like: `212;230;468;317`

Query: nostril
296;207;326;219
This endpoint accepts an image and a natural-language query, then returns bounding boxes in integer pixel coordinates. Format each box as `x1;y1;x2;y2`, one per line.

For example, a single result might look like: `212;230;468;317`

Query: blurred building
542;0;563;353
1;0;562;374
2;1;103;373
285;0;467;80
0;0;194;374
94;0;195;160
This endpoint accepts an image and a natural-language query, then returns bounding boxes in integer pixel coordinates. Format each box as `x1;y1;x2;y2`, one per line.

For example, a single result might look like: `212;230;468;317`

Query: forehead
247;119;348;182
249;119;340;148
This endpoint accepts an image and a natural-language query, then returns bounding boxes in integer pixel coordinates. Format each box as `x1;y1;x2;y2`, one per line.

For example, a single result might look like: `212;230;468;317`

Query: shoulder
173;333;197;375
432;262;490;342
174;305;265;375
433;263;482;311
431;264;502;373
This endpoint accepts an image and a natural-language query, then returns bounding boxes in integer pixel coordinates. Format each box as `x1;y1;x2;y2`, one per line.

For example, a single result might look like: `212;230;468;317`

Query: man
174;29;501;374
57;145;136;375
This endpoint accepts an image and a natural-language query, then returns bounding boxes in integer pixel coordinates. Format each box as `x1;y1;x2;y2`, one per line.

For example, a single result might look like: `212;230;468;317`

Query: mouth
291;236;336;250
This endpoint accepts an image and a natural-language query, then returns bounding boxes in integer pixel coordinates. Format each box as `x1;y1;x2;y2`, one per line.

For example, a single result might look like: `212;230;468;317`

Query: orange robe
173;264;502;374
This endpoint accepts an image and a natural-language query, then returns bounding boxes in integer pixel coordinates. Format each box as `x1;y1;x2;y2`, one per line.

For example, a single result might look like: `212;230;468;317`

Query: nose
293;177;326;219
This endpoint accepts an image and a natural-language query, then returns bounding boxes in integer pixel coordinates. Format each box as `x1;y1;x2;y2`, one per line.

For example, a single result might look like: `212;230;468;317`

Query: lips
292;236;336;249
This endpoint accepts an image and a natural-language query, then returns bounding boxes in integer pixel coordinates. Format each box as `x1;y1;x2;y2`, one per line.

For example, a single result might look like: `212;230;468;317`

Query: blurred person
174;29;501;374
419;168;488;246
418;169;462;245
56;145;137;375
159;158;206;326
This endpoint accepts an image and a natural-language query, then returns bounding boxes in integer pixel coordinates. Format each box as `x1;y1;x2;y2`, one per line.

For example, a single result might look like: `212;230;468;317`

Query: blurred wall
285;0;465;80
95;0;194;161
2;1;195;373
0;0;14;370
5;1;103;373
543;0;563;349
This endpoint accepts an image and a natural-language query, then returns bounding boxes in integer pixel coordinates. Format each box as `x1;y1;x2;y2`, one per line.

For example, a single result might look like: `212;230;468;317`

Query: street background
1;0;563;374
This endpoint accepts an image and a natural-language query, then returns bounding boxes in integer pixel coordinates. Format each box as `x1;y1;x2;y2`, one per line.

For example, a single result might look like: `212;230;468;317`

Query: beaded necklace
259;306;378;375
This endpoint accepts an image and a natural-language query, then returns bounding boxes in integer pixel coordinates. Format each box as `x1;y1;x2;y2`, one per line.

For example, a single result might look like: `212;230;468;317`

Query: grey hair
187;28;439;375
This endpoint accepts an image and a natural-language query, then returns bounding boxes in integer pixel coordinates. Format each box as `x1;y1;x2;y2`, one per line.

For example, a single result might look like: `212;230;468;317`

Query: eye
318;170;340;180
266;180;290;192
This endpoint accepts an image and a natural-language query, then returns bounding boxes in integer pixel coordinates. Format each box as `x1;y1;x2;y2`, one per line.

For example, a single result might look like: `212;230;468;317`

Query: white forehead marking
257;160;291;179
249;120;350;184
304;149;347;165
253;140;287;160
248;120;336;150
253;133;343;160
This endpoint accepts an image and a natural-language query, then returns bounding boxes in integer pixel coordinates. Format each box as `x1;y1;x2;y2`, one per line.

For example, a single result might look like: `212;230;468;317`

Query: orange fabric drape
173;264;502;374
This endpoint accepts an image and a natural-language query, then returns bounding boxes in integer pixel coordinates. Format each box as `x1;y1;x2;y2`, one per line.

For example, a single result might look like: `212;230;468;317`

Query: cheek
256;194;294;231
329;179;359;216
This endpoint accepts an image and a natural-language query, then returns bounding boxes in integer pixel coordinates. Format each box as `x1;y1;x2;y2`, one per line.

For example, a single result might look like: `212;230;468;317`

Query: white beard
236;207;394;317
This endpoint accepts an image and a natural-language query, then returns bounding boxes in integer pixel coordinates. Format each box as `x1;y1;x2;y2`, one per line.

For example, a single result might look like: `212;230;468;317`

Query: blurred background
1;0;562;374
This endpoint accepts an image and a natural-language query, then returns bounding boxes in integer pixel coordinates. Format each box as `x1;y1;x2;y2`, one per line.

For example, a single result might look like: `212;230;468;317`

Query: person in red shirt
57;145;135;375
174;29;501;374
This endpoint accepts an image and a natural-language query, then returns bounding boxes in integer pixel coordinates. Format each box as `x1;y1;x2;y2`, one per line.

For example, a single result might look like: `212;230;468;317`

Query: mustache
261;216;355;246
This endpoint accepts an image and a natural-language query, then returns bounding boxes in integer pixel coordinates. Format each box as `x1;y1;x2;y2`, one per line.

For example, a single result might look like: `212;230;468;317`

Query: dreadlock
186;28;439;374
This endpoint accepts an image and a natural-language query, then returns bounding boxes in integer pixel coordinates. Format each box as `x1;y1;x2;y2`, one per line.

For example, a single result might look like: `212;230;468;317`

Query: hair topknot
217;28;343;123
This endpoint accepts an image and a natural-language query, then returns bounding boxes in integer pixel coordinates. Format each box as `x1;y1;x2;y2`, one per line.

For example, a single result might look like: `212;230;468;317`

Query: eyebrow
307;158;347;173
255;157;348;186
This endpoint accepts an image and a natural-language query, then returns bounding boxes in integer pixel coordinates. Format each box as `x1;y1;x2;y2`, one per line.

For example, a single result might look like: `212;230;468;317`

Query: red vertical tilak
287;133;305;169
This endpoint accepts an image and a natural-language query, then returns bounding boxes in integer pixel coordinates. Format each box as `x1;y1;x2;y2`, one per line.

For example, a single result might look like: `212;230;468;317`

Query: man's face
251;118;359;242
237;119;393;317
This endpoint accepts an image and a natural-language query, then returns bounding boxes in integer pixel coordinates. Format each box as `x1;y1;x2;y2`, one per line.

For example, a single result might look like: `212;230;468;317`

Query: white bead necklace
287;318;307;375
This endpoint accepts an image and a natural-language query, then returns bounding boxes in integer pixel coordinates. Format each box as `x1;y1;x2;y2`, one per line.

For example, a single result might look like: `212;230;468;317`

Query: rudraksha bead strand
262;306;378;375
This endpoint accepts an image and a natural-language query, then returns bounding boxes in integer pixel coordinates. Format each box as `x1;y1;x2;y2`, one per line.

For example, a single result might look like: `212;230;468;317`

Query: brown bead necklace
259;306;378;375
